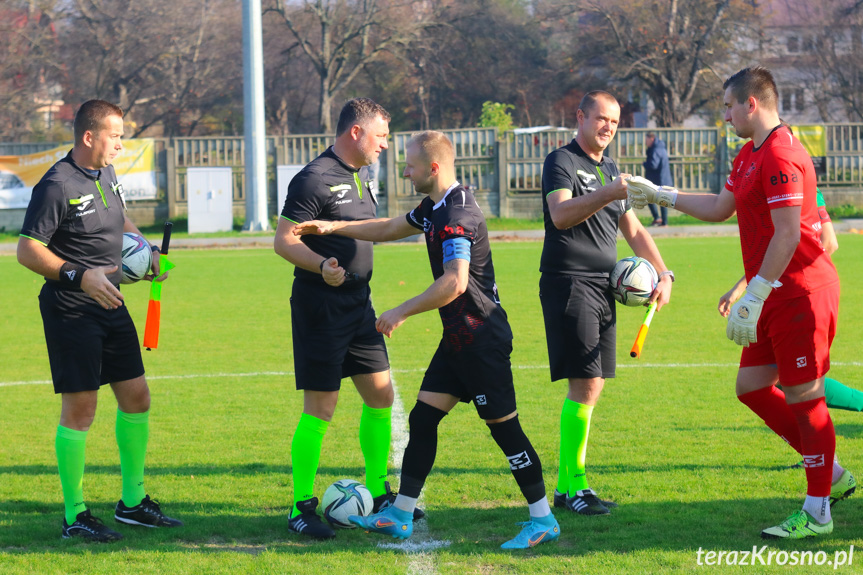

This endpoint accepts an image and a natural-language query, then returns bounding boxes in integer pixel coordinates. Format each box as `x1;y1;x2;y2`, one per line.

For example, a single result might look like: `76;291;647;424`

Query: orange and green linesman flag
143;221;175;350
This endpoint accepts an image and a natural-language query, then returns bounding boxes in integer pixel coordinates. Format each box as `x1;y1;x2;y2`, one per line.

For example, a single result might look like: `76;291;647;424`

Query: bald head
407;131;455;169
403;131;456;197
578;91;619;117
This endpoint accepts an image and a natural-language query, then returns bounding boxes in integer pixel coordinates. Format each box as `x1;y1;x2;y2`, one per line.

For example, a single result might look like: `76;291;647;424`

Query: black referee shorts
539;274;616;382
420;339;517;420
39;285;145;394
290;280;389;391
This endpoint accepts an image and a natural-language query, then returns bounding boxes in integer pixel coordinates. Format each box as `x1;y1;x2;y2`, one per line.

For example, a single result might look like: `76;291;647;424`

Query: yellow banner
727;125;826;159
790;125;826;157
0;139;157;209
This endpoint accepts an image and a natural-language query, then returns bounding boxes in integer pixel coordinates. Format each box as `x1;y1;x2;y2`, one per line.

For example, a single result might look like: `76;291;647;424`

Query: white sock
832;459;845;484
802;495;831;524
393;494;417;514
528;497;552;519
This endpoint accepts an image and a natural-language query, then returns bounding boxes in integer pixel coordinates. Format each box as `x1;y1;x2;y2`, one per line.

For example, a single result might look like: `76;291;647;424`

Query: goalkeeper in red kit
627;66;855;539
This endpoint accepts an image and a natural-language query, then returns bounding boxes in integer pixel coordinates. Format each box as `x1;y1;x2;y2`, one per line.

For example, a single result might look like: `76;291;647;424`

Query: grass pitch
1;235;861;574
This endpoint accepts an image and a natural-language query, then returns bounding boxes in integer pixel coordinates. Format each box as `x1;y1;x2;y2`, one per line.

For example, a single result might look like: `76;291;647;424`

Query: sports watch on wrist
658;270;675;282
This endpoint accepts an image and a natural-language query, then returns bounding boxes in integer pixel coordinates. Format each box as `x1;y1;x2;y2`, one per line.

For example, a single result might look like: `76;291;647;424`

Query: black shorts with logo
539;274;616;381
420;340;517;420
290;280;389;391
39;284;145;394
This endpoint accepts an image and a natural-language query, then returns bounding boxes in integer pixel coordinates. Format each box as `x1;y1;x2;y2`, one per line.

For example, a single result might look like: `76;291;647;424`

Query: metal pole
242;0;269;231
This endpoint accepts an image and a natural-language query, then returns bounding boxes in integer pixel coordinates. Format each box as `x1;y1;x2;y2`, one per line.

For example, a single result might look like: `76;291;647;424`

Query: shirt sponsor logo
744;162;757;178
475;394;487;405
576;169;597;185
75;208;96;218
769;170;800;185
76;200;92;211
796;356;807;368
335;198;352;205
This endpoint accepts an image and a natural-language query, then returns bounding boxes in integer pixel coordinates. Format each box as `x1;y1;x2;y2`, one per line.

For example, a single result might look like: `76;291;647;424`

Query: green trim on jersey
595;167;606;186
354;173;363;199
19;234;48;246
329;184;352;192
280;215;300;224
95;181;108;208
816;188;825;207
546;188;572;198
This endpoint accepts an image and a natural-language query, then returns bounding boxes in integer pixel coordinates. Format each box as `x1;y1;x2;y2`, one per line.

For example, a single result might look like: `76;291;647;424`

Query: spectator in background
643;132;673;226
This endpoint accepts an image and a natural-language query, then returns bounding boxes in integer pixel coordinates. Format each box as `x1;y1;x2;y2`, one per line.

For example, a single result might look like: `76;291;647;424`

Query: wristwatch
658;270;675;282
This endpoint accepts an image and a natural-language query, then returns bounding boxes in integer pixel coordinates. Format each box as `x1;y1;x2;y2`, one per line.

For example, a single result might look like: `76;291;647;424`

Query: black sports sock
399;401;448;498
487;415;546;504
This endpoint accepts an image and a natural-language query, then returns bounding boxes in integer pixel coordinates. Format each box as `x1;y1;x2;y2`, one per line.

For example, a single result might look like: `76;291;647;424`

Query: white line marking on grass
388;369;409;471
386;368;450;574
378;538;452;553
3;361;862;388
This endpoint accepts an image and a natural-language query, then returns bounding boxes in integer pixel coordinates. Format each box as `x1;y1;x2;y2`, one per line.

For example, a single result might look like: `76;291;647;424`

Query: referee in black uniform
540;91;674;516
275;98;411;539
17;99;182;542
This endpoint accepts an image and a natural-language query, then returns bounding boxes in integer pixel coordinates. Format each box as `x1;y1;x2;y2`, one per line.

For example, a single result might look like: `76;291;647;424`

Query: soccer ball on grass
321;479;374;529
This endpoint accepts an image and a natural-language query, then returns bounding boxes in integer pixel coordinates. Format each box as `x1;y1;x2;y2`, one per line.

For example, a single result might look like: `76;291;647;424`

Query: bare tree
573;0;757;126
60;0;242;137
265;0;432;132
782;1;863;122
0;0;65;141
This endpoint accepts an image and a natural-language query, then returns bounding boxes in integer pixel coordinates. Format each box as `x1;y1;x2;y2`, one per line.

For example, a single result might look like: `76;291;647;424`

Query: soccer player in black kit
293;131;560;550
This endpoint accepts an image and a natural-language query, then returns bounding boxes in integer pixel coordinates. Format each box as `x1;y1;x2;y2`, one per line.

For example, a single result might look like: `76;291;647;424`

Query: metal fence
6;124;863;223
387;128;498;216
823;124;863;186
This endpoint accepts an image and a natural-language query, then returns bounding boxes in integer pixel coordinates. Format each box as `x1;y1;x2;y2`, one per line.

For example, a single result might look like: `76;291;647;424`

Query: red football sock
788;397;835;497
737;386;802;453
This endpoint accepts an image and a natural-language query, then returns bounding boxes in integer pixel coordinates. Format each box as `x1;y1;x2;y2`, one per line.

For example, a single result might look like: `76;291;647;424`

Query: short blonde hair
407;131;455;167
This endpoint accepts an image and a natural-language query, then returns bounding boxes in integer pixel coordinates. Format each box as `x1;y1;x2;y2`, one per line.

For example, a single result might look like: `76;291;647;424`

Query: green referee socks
824;377;863;412
291;413;329;518
560;399;594;495
116;409;149;507
56;425;88;524
360;404;392;499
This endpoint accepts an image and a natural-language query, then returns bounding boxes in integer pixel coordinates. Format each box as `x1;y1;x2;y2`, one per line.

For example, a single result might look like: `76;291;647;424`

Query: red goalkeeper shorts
739;282;839;386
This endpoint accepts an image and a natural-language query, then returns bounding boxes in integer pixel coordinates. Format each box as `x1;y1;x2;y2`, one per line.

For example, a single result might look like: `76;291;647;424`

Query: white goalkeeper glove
626;176;678;210
726;275;780;346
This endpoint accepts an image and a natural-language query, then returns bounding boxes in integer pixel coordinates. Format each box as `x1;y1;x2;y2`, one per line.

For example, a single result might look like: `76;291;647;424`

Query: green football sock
56;425;88;524
359;404;392;498
824;377;863;412
561;399;593;495
291;413;328;518
116;409;149;507
557;407;568;494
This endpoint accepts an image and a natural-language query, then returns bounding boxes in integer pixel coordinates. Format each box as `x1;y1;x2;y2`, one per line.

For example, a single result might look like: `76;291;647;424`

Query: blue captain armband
442;237;471;264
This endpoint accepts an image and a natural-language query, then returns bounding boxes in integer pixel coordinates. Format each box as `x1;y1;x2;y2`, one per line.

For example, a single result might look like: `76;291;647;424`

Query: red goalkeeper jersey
725;125;838;299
